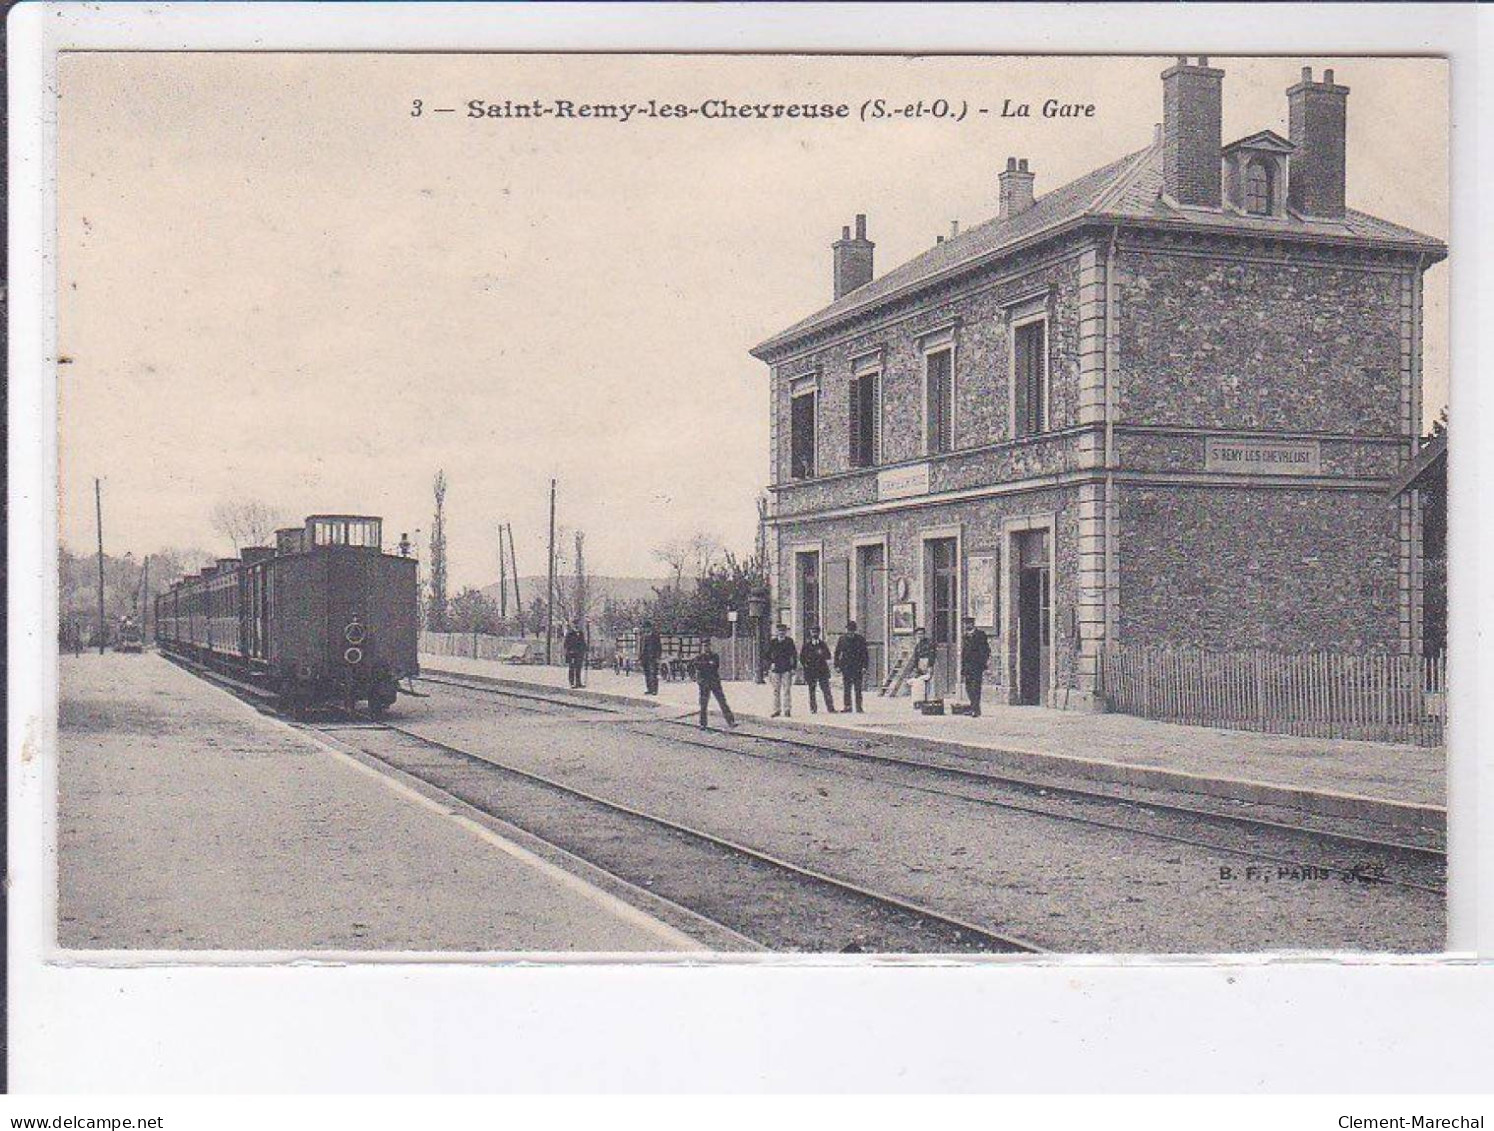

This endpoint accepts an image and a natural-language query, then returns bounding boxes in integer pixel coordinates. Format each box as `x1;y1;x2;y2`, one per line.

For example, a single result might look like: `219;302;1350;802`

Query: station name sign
877;463;930;501
1205;436;1321;475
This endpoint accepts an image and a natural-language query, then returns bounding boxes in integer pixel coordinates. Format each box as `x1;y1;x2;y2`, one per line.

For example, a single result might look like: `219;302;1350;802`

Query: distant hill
479;575;693;607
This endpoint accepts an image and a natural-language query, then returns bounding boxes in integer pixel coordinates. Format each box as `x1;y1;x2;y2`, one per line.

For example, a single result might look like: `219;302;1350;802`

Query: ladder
880;645;918;697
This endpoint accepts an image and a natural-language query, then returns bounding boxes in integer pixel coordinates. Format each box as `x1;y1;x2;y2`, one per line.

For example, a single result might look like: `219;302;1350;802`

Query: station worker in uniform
693;643;738;730
638;619;663;695
767;623;799;717
833;620;869;714
799;627;838;713
960;616;992;717
563;621;588;689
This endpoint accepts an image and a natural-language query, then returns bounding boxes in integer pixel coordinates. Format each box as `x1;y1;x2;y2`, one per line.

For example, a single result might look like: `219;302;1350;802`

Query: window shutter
926;350;952;454
863;374;879;465
848;376;863;468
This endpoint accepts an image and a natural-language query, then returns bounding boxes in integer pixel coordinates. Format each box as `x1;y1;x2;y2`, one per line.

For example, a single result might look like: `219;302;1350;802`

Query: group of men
763;617;992;718
598;616;993;729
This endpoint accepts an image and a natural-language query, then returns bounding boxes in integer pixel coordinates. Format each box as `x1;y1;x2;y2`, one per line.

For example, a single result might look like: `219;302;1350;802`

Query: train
116;616;144;653
155;514;419;715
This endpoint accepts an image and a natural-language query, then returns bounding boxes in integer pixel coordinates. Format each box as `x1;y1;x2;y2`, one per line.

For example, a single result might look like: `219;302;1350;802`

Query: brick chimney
1287;66;1348;218
832;213;874;299
1161;55;1224;208
999;157;1036;220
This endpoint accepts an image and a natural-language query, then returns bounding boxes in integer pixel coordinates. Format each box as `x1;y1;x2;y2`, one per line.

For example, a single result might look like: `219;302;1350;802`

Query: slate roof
752;137;1447;358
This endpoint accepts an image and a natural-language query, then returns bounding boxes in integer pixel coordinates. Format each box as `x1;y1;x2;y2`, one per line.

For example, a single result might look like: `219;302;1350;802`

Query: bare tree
688;531;722;581
552;527;603;627
571;529;590;628
653;537;690;590
210;498;285;553
428;470;449;631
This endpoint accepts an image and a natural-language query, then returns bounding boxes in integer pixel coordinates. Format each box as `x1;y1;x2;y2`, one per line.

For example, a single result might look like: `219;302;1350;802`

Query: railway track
415;672;1447;896
310;716;1043;955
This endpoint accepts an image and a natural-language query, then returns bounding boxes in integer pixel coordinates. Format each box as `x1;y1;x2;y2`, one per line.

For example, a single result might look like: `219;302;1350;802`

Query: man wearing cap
766;622;798;717
960;615;992;717
639;620;662;695
799;627;837;714
834;620;869;714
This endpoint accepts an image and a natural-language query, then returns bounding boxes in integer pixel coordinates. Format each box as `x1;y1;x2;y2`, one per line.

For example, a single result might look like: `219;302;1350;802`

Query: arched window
1245;159;1273;215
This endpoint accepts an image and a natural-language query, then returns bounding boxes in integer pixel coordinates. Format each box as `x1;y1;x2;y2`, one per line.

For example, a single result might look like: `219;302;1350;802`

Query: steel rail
418;673;1446;895
334;716;1044;955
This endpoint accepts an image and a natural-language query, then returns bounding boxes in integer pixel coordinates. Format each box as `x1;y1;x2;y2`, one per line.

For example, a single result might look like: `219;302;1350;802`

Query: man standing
960;616;992;716
639;620;662;695
693;643;738;730
799;627;837;714
562;621;587;689
834;620;869;713
766;623;798;718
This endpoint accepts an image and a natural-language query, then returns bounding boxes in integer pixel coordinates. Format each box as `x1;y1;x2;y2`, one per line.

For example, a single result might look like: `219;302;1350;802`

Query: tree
448;586;502;634
210;498;285;553
652;530;722;590
652;537;690;590
427;470;449;631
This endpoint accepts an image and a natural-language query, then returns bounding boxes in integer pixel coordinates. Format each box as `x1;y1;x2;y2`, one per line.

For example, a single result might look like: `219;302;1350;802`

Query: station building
750;59;1446;708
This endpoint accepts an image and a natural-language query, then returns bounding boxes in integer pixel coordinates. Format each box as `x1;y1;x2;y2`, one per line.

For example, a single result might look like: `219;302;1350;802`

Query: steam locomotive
155;514;419;715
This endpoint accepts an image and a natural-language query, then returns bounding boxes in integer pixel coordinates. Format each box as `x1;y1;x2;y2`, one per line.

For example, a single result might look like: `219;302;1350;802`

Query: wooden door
856;543;887;684
926;538;959;695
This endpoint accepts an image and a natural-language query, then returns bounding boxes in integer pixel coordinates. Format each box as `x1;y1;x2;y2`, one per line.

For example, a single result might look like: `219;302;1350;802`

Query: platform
423;654;1447;829
57;652;700;952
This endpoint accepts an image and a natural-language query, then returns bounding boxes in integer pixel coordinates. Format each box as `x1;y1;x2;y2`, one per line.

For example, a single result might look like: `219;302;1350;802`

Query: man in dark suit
562;621;587;688
639;620;662;695
960;616;992;717
693;644;738;729
833;620;869;713
799;628;837;713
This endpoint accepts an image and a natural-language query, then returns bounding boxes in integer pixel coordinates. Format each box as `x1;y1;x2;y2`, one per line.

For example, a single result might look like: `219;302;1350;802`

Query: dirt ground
56;652;695;952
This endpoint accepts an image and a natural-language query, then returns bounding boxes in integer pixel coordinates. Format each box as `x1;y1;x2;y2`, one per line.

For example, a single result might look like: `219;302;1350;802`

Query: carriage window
348;519;381;548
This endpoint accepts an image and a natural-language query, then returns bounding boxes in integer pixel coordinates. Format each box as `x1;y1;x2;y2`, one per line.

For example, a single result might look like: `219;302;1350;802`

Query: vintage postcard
50;49;1448;960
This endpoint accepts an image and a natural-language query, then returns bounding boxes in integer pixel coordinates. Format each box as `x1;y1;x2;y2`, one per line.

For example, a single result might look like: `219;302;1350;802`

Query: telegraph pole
140;554;150;639
545;479;557;664
94;478;106;654
497;523;509;620
507;523;522;635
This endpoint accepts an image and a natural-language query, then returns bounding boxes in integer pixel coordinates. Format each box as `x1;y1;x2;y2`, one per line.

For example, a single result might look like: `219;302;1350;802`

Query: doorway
795;550;821;642
1015;530;1051;706
924;536;959;696
855;542;886;684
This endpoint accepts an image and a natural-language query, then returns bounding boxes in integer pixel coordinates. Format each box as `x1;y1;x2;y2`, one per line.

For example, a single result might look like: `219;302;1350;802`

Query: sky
57;53;1448;589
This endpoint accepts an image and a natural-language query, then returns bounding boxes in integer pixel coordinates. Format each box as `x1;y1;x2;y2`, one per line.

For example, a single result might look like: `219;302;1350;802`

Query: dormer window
1244;159;1273;215
1221;130;1294;219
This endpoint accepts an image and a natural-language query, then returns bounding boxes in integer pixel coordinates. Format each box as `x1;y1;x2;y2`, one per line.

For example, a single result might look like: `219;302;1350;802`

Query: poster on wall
968;552;999;629
891;601;917;635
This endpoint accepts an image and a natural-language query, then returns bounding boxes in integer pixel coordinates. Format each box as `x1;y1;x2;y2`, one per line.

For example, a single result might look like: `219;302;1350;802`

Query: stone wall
771;247;1087;485
1116;484;1401;651
1117;241;1405;433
